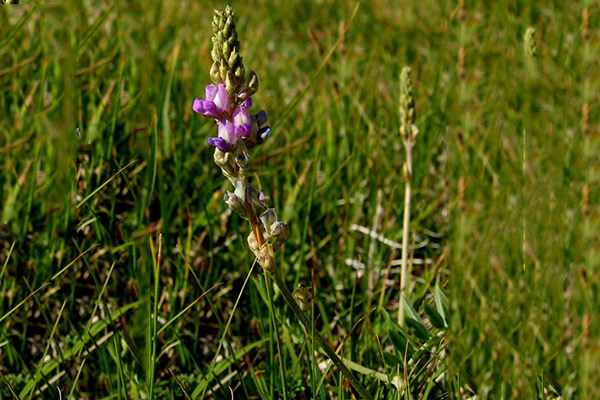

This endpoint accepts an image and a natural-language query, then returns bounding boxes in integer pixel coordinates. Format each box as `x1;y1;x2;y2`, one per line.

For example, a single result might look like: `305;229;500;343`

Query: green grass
1;0;598;399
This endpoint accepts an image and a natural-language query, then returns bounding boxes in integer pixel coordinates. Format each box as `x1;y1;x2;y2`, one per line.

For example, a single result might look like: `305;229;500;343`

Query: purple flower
193;84;231;119
233;105;252;137
207;119;236;151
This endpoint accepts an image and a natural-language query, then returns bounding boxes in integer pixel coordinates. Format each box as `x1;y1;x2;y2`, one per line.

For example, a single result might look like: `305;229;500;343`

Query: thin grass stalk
148;233;162;400
198;262;257;400
262;271;276;399
398;139;412;327
397;66;417;327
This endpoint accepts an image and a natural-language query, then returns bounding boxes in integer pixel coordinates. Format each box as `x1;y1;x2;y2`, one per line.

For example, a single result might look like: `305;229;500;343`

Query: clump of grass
3;1;596;399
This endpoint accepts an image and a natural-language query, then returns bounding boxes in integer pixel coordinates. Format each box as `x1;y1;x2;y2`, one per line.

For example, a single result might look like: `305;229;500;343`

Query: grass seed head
524;27;538;57
399;66;416;140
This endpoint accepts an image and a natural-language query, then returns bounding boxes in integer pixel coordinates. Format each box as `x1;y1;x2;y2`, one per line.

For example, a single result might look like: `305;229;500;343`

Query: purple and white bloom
252;110;270;142
207;119;236;151
233;105;252;137
193;83;231;119
242;96;252;108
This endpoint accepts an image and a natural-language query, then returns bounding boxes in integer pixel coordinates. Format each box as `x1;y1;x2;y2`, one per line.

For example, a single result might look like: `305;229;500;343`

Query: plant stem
243;202;372;399
149;233;162;400
269;266;373;400
398;138;412;327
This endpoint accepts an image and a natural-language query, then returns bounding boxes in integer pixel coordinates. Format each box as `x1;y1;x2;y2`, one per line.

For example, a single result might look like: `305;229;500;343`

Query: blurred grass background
0;0;598;399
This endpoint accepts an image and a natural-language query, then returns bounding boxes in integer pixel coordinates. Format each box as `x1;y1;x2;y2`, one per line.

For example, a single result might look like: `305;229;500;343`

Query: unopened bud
247;231;259;255
247;185;266;215
219;60;228;83
258;190;271;207
294;284;312;312
246;71;259;95
272;222;291;250
269;221;285;237
224;191;246;216
225;71;235;96
257;243;275;273
210;61;221;84
234;180;247;203
259;208;277;235
235;149;251;169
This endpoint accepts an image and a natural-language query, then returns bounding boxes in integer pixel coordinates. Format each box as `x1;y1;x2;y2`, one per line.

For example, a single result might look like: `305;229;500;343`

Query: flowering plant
192;6;373;399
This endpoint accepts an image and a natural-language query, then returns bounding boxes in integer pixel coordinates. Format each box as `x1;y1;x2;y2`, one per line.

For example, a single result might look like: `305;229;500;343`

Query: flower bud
235;148;251;169
246;71;259;95
257;127;271;143
272;222;291;250
259;208;277;236
258;190;271;207
224;190;246;216
234;66;245;81
244;185;263;214
219;60;228;83
214;148;236;177
234;180;247;203
247;231;259;255
270;221;288;238
257;243;275;273
210;61;221;84
225;71;236;96
294;284;312;312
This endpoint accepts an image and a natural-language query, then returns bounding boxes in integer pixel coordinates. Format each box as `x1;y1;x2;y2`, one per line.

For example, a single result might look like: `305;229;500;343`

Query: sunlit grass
0;1;598;399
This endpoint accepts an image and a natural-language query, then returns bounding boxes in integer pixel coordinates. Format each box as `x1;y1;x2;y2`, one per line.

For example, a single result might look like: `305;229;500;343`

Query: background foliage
0;0;598;399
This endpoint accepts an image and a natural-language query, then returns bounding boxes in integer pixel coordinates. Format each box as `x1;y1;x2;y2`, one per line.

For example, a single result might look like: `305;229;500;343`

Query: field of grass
1;0;598;399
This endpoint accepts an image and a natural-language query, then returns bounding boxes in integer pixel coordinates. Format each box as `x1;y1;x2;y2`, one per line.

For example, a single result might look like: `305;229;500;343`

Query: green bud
210;6;246;92
222;41;231;58
210;61;221;83
219;60;228;83
235;66;244;79
225;71;236;95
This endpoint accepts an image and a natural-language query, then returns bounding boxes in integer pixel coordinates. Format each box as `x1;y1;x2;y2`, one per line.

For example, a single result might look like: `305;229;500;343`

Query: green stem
398;138;412;326
343;359;401;390
269;266;373;400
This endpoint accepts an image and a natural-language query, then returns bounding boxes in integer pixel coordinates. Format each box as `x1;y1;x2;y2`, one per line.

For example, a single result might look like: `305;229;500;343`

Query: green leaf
383;310;416;358
424;303;446;330
405;316;430;341
402;297;430;340
434;282;448;327
383;352;401;368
